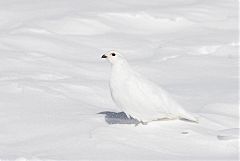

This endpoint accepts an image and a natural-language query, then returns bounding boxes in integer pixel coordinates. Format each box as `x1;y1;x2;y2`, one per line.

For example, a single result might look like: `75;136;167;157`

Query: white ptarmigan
102;50;198;123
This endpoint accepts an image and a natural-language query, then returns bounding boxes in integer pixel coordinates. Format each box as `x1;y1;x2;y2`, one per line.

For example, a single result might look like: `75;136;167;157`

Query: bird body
102;51;197;123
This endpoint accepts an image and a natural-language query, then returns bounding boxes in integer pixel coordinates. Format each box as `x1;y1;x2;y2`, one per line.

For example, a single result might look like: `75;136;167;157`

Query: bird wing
125;73;171;115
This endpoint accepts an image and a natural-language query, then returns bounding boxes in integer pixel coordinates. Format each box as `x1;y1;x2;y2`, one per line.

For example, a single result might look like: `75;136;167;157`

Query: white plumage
102;51;197;123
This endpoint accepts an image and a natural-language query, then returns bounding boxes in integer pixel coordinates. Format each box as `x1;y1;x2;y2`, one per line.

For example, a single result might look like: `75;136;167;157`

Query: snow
0;0;238;160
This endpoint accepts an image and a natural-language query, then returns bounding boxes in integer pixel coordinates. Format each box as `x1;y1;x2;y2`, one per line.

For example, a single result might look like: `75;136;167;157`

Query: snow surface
0;0;238;160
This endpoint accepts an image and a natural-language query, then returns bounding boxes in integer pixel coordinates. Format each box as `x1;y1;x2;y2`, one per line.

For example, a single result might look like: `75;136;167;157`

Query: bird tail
179;111;199;123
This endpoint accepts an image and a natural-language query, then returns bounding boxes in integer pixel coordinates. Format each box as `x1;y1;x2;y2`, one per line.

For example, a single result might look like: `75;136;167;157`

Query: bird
101;50;198;124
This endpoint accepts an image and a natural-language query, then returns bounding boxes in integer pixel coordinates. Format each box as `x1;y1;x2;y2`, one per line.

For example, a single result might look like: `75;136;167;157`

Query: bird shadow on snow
97;111;140;124
97;111;198;125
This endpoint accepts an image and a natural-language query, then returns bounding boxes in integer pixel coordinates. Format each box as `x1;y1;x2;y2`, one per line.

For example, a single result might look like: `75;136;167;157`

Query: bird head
101;50;125;64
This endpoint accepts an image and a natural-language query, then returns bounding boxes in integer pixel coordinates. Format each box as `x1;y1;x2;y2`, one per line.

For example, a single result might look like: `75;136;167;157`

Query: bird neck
111;60;133;80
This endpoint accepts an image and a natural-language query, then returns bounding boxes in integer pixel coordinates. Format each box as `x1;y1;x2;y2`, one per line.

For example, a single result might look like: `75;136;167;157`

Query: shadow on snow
97;111;139;125
97;111;198;125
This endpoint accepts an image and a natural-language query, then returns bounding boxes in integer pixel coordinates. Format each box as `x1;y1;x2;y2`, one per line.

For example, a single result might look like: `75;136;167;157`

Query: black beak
101;54;107;58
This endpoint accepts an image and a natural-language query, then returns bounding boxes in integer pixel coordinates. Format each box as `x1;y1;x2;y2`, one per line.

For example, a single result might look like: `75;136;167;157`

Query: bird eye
111;53;116;56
